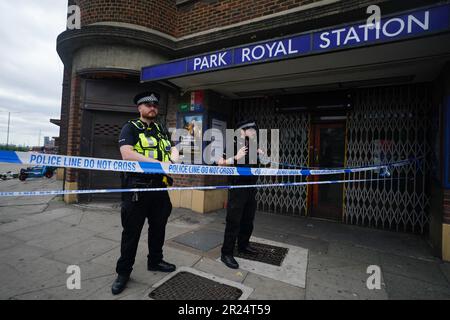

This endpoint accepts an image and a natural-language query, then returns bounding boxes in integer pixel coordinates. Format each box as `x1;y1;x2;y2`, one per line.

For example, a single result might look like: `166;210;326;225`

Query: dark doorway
309;122;346;221
79;110;132;201
77;77;168;202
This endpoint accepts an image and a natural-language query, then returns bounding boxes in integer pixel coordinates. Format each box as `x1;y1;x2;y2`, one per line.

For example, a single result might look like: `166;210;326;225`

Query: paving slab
126;261;170;287
308;252;367;270
6;257;69;292
26;226;98;251
45;236;119;265
0;263;42;299
1;175;448;301
0;234;24;250
56;211;86;225
10;220;73;242
173;228;223;252
66;211;121;233
0;195;56;208
254;229;329;254
91;239;194;270
306;266;388;300
170;213;216;228
327;242;382;265
250;228;292;244
164;224;195;241
440;263;450;285
354;231;433;259
90;244;122;268
162;245;202;268
193;257;248;283
383;272;450;300
0;243;50;266
15;261;118;295
0;204;49;221
117;283;151;300
87;277;148;300
203;220;226;233
168;208;194;222
95;225;122;242
379;253;449;287
24;207;79;223
244;272;306;300
12;290;57;300
0;217;44;235
42;274;116;300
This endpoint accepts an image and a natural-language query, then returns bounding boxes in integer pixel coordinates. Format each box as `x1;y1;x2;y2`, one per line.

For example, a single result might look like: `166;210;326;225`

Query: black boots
221;244;260;269
238;244;259;255
111;274;129;295
148;260;176;272
221;254;239;269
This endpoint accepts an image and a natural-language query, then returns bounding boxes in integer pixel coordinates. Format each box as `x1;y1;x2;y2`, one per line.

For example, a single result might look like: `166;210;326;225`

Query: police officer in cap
112;91;179;295
217;119;264;269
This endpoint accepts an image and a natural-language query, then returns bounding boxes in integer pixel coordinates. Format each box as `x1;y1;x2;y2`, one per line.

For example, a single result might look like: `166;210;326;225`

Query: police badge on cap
134;91;160;106
236;119;258;131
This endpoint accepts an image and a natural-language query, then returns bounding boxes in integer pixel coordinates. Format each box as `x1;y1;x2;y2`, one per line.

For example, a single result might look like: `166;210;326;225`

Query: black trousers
221;188;257;255
115;190;172;276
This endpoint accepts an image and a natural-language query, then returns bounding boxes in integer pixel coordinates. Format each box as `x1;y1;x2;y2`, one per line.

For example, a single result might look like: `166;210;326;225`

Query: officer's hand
170;147;180;163
169;156;179;163
236;146;247;160
257;149;265;155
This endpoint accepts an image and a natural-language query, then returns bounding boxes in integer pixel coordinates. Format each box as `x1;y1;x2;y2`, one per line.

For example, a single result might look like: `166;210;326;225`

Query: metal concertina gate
234;84;432;233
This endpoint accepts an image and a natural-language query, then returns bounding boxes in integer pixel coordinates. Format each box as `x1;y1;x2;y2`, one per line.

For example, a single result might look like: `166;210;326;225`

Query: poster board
177;113;204;163
209;118;227;163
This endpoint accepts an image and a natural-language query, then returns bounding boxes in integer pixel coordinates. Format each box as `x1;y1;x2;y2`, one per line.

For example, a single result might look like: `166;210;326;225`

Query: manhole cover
149;271;243;300
234;242;289;266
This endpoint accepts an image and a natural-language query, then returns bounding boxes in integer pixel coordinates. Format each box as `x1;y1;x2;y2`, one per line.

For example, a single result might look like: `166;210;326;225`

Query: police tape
0;150;415;177
0;178;384;197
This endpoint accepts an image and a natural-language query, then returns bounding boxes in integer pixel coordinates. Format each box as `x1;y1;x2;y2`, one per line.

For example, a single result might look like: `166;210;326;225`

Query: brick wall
59;69;71;156
74;0;178;36
177;0;320;36
65;75;82;183
444;189;450;224
72;0;323;37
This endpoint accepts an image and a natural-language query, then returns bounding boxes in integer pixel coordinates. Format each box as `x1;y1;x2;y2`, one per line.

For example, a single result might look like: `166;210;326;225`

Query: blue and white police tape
0;150;415;177
258;154;422;171
0;178;385;197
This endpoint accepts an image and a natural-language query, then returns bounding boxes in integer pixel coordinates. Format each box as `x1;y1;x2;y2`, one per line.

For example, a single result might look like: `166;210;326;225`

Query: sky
0;0;68;146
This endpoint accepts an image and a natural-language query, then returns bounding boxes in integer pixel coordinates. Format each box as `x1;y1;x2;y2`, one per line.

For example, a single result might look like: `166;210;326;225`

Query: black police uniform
115;96;173;277
221;121;259;256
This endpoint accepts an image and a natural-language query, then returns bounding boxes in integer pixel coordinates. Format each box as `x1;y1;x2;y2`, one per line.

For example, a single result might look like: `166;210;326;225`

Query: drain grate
234;242;289;266
149;271;243;300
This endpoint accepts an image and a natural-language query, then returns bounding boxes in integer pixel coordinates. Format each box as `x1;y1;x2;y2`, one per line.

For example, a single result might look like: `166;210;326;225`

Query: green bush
0;144;30;152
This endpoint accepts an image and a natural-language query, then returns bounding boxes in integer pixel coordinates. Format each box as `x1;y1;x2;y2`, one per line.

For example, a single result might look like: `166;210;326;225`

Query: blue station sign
141;4;450;82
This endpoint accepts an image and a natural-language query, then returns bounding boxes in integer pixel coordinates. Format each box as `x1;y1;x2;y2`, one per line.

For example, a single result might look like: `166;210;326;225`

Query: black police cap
236;119;258;131
134;91;160;106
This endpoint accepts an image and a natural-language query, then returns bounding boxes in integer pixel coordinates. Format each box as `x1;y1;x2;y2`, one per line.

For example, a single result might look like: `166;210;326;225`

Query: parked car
19;166;56;181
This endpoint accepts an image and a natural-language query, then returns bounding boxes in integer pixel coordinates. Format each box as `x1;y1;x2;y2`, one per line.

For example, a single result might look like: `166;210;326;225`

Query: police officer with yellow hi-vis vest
112;91;179;295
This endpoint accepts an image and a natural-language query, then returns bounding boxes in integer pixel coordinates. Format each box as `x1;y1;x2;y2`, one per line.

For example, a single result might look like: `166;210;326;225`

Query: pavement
0;171;449;300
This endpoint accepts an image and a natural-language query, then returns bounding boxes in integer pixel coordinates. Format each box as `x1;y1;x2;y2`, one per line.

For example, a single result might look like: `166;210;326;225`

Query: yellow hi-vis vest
129;119;172;162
